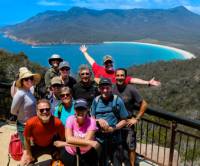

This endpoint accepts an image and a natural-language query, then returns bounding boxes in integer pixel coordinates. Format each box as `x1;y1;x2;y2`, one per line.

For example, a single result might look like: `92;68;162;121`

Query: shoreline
1;33;196;59
104;41;196;59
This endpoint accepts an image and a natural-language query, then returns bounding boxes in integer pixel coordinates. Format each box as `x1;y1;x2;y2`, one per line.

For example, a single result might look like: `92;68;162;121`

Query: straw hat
16;68;41;88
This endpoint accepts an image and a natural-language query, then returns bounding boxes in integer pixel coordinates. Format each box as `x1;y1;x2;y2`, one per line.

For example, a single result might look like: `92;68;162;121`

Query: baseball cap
51;76;62;85
74;99;88;109
59;61;70;70
99;78;112;86
103;55;113;63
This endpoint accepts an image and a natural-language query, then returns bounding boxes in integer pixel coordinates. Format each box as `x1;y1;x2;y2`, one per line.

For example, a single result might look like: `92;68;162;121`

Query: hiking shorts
122;126;136;150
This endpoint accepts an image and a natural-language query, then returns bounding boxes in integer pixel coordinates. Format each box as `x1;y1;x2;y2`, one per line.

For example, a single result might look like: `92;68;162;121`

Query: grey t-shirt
11;89;36;123
113;84;143;116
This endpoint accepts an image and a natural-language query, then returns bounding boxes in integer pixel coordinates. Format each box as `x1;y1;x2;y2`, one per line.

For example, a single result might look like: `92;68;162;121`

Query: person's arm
129;77;161;86
104;119;127;133
65;127;96;147
127;100;148;127
80;45;95;66
10;91;24;115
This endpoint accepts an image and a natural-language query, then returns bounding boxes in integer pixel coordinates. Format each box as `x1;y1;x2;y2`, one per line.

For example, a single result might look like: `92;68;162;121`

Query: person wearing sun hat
11;67;41;149
45;54;63;90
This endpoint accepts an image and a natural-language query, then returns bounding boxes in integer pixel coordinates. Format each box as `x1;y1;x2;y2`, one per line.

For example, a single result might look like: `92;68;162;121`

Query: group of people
10;45;160;166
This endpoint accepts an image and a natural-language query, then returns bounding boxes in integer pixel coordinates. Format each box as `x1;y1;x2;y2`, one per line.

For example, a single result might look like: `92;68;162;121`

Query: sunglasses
80;72;90;76
39;108;50;113
23;76;34;81
60;93;70;98
104;60;113;65
60;67;70;71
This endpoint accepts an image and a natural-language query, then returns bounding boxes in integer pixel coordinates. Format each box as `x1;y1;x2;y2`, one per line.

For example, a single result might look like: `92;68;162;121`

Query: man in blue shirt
91;77;129;166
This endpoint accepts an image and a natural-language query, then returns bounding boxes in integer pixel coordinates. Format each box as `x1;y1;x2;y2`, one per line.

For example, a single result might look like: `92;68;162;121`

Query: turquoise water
0;35;184;73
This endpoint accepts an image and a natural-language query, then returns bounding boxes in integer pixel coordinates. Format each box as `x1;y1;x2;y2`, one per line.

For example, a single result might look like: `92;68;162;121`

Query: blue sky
0;0;200;25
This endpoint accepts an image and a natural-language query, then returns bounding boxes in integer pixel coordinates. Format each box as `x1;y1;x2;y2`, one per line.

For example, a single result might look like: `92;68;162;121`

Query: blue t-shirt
54;102;75;126
91;95;128;127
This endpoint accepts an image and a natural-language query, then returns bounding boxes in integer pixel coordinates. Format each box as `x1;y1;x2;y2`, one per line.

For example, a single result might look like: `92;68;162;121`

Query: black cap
99;78;112;86
74;99;88;110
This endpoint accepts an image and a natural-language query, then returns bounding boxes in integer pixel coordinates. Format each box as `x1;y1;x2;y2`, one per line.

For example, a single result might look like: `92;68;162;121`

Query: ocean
0;35;184;74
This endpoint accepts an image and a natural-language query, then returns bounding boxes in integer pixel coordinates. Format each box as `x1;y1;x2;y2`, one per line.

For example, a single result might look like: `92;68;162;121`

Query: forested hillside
0;49;199;120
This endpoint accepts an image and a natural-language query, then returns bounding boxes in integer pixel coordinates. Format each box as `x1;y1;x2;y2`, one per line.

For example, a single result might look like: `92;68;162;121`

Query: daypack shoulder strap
57;103;63;119
112;95;121;120
93;95;101;118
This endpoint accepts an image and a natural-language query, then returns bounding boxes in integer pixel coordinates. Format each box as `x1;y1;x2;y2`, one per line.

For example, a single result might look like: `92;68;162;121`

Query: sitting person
54;86;75;126
54;99;99;166
80;44;161;86
22;99;65;166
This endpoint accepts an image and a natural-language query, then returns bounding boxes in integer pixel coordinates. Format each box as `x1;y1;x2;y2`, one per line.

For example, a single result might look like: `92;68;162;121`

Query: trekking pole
76;147;80;166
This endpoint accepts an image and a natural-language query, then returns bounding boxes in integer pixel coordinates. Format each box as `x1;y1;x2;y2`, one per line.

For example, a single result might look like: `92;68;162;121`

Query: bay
0;35;184;74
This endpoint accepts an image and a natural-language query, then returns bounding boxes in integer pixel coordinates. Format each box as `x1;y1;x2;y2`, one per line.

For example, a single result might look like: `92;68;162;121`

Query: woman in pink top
55;99;99;166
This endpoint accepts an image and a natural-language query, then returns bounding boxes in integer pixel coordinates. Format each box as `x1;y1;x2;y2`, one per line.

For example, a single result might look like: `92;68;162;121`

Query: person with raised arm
80;45;161;86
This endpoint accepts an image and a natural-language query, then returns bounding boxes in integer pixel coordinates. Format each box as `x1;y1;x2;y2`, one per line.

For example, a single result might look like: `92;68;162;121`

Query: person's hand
127;118;138;127
90;140;101;150
97;119;109;131
103;126;115;133
80;45;88;53
53;140;66;148
149;77;161;86
20;151;34;166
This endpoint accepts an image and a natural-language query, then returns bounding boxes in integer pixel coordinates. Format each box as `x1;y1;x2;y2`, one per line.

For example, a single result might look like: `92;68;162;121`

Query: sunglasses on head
60;93;70;98
23;76;34;81
39;108;50;113
80;72;90;76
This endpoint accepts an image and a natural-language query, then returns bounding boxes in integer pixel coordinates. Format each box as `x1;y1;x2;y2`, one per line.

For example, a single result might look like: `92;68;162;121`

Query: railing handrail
145;107;200;130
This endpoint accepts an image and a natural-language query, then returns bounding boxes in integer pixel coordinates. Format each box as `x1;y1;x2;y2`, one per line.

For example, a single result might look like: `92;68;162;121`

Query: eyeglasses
39;108;50;113
60;93;70;98
60;67;70;71
80;72;90;76
23;76;34;81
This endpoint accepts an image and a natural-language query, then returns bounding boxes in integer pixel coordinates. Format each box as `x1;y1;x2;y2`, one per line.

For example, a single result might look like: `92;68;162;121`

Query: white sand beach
104;41;196;59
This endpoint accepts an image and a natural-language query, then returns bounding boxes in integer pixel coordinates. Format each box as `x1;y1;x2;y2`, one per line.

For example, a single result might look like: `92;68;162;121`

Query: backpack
93;94;120;120
8;133;23;164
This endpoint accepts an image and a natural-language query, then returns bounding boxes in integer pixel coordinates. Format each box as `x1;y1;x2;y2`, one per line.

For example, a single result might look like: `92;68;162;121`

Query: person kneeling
22;99;65;166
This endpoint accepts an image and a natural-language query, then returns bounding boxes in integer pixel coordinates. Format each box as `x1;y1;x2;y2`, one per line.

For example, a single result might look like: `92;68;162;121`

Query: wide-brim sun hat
16;69;41;88
48;54;63;65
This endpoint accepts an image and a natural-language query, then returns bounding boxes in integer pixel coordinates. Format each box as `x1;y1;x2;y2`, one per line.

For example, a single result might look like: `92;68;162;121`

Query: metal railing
0;82;199;165
136;107;200;166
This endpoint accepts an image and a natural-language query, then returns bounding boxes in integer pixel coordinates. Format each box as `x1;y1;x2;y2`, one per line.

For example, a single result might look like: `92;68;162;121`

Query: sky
0;0;200;25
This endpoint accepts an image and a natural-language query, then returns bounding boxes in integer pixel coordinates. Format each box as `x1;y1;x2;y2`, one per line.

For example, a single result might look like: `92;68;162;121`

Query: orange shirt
24;116;65;147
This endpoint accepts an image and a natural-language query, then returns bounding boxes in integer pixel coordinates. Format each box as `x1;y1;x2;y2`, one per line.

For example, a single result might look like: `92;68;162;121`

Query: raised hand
149;77;161;86
80;45;88;53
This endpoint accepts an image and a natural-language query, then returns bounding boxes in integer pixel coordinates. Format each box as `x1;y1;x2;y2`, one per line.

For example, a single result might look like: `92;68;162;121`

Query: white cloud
185;5;200;15
37;0;66;6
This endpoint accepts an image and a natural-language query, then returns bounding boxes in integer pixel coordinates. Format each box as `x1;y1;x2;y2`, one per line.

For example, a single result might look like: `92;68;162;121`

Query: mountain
1;6;200;45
